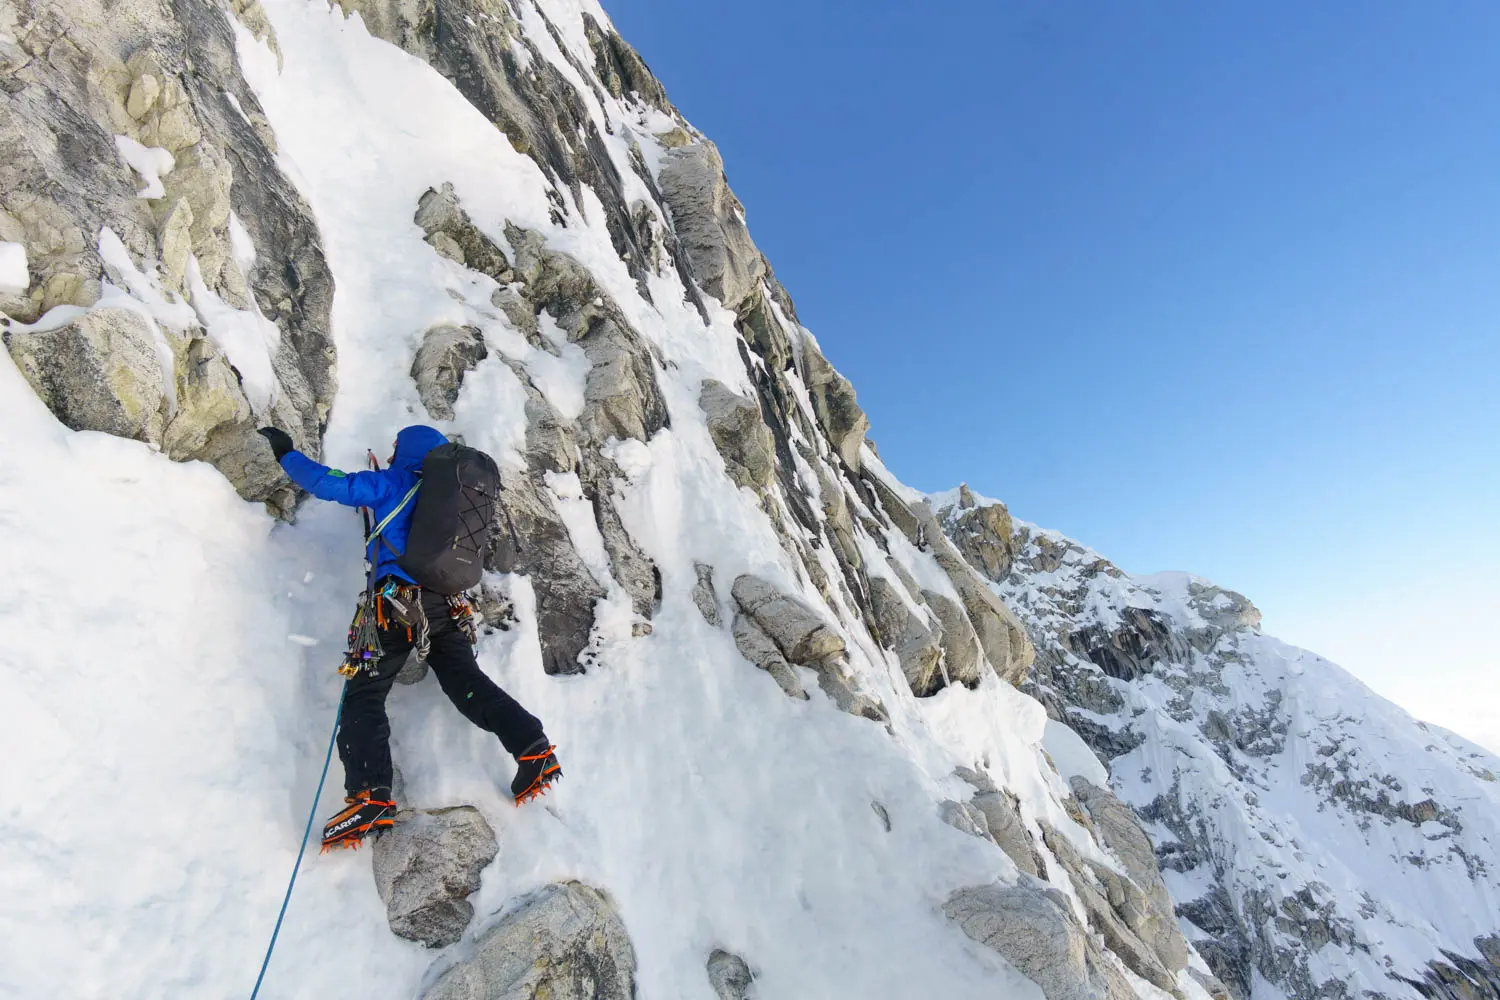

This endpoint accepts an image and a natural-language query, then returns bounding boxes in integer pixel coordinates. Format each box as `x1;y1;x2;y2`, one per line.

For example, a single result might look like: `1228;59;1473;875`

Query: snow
113;135;175;199
186;255;283;413
0;241;28;292
1043;717;1110;786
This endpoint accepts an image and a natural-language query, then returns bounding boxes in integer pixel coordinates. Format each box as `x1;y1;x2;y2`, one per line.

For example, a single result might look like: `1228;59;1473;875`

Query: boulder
731;574;844;665
868;577;945;697
693;562;722;626
411;324;487;420
6;307;165;440
421;881;636;1000
940;799;992;840
732;611;807;700
945;881;1134;1000
971;790;1045;879
699;378;775;490
657;142;765;312
372;806;498;948
706;948;756;1000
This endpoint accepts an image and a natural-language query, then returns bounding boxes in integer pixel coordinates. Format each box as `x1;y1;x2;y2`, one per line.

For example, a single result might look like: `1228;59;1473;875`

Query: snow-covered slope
935;486;1500;1000
2;1;1220;998
2;1;1494;999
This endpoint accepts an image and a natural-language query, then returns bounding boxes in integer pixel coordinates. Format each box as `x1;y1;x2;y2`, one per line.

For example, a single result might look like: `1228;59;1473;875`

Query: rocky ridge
934;485;1500;1000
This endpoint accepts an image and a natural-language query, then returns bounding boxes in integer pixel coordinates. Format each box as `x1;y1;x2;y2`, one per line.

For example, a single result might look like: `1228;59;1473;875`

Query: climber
257;424;562;851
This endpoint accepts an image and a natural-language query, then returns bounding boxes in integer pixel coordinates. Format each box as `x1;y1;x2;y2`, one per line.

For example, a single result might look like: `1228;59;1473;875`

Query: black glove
257;426;295;461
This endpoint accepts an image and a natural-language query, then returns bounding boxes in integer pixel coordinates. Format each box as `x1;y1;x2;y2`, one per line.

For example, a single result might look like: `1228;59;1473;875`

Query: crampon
320;788;395;852
512;742;562;805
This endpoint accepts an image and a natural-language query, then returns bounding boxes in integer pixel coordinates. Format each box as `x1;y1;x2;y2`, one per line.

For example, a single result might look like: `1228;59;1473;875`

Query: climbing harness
249;683;347;1000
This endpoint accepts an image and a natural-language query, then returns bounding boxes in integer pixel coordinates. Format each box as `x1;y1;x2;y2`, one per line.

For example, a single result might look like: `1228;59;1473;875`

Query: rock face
1071;777;1189;977
732;610;807;701
1039;819;1184;993
706;949;755;1000
372;806;498;948
19;4;1492;999
1;0;335;514
731;574;845;666
868;577;945;696
700;378;775;490
657;142;765;312
6;307;166;440
411;324;487;421
414;183;512;282
421;881;636;1000
945;881;1134;1000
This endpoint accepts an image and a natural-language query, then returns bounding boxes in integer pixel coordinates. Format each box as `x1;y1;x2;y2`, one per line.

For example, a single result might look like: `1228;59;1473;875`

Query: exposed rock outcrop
657;141;765;312
693;562;723;627
939;484;1015;581
706;948;756;1000
372;806;498;948
1;0;335;514
954;767;1047;879
869;577;945;696
421;881;636;1000
731;574;844;666
798;337;869;473
732;608;807;701
411;324;487;421
1072;777;1190;976
414;182;512;282
700;378;775;490
945;881;1134;1000
6;307;166;441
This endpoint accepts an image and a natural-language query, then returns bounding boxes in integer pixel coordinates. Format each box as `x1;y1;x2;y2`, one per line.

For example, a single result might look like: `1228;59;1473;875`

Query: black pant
337;588;544;795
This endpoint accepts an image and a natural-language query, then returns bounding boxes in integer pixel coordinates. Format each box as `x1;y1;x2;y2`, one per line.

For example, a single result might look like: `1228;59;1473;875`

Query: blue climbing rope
250;683;348;1000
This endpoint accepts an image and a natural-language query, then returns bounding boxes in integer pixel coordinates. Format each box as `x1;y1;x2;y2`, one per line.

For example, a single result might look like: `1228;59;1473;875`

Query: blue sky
605;1;1500;749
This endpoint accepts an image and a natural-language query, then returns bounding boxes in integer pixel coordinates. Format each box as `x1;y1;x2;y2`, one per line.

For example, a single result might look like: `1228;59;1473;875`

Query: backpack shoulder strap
371;482;421;540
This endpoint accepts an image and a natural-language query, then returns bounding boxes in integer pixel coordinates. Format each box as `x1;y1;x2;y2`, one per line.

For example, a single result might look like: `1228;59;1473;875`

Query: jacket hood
390;425;449;472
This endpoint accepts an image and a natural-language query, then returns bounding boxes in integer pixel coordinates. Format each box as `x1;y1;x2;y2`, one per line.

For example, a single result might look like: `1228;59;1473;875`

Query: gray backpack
394;443;501;594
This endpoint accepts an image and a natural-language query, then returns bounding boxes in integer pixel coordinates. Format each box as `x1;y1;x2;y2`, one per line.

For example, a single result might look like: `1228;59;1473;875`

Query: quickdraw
447;592;478;645
338;596;383;678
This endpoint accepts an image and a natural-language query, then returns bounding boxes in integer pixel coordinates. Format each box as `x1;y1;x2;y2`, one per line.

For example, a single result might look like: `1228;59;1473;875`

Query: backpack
394;442;501;594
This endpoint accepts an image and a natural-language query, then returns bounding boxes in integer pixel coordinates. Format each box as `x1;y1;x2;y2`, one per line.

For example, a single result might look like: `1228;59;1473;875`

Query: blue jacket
280;424;450;583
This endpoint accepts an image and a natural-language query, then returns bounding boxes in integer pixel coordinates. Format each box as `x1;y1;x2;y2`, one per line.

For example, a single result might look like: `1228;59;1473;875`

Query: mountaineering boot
320;787;396;851
512;739;562;805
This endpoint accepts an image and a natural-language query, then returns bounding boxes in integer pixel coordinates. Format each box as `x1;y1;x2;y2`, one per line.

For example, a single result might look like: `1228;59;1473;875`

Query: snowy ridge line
934;484;1500;1000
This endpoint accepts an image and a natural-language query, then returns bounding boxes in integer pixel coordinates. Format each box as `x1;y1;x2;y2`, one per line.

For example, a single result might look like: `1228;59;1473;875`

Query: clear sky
604;1;1500;751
